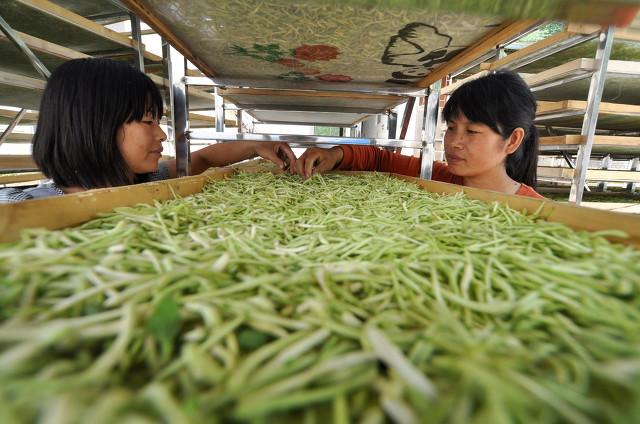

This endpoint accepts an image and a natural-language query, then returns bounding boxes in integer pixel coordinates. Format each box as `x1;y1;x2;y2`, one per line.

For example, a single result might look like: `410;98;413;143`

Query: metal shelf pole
188;132;422;150
164;43;190;177
214;87;225;133
569;26;615;204
129;12;145;72
420;81;441;180
0;14;51;146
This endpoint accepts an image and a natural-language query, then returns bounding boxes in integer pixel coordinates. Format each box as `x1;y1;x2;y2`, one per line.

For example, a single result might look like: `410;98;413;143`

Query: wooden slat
524;58;595;87
537;100;571;114
615;28;640;42
538;166;640;182
0;133;32;143
122;29;157;37
535;101;640;131
525;58;640;87
0;155;37;169
564;23;602;34
597;59;640;74
186;112;237;128
0;107;38;121
120;0;217;77
14;0;161;62
0;112;227;131
581;136;640;146
540;135;640;146
449;60;640;98
0;30;87;60
0;70;45;90
537;100;640;115
416;20;538;88
0;44;205;107
0;172;44;185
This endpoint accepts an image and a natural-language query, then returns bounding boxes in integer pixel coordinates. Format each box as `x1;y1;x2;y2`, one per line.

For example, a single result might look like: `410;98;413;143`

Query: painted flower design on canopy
277;58;305;68
294;44;339;61
231;42;351;82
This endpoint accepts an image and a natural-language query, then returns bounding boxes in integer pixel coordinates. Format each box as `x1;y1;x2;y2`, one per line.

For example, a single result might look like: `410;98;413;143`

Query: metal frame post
395;97;415;153
598;154;612;192
628;157;639;192
362;114;388;139
388;110;398;140
237;110;243;134
569;26;615;204
129;12;145;72
0;14;51;147
0;15;51;80
420;81;441;180
165;44;190;177
0;109;27;147
161;40;174;148
214;87;225;133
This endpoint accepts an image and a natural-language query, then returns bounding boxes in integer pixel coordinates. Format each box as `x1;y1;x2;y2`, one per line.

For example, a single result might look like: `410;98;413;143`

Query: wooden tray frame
1;168;639;249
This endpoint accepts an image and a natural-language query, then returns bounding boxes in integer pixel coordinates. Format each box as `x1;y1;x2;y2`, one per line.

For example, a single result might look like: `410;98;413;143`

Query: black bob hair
32;58;164;189
443;70;539;188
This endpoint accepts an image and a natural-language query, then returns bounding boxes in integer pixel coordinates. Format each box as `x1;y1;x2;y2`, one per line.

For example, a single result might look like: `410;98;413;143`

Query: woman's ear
506;127;525;154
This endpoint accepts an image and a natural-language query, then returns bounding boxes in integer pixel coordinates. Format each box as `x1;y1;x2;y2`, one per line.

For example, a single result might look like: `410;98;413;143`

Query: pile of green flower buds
1;172;639;423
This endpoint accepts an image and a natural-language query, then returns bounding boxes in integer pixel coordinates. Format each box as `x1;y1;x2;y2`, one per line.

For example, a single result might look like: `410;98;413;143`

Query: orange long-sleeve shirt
336;145;544;199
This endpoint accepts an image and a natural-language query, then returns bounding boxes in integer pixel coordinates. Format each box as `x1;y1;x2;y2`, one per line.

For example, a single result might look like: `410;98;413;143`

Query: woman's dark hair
32;58;164;189
443;70;539;188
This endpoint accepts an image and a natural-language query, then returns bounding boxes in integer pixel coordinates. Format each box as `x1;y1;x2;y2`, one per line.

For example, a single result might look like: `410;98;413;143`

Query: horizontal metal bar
251;120;358;127
539;145;640;155
448;22;544;78
0;168;38;173
91;49;144;59
449;50;497;78
537;125;613;135
529;71;595;92
501;22;546;48
535;110;586;122
183;76;216;86
503;32;600;71
191;141;355;150
240;104;384;114
85;11;130;22
183;77;426;96
105;0;130;11
188;131;423;149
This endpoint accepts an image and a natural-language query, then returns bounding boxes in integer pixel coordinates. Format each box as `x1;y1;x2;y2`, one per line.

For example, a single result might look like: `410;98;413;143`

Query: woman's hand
254;142;297;171
293;146;343;179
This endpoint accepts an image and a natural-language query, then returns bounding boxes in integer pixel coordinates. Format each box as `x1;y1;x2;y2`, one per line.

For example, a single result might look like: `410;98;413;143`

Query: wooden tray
1;168;639;249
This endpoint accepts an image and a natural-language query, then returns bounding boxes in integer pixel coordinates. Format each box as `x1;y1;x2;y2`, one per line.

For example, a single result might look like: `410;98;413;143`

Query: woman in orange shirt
293;71;544;199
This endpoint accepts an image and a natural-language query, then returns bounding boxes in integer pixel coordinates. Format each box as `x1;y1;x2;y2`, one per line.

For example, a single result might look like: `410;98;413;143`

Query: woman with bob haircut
292;71;544;199
0;58;296;202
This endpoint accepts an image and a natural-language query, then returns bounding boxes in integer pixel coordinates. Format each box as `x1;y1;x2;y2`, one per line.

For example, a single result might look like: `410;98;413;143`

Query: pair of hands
254;143;344;179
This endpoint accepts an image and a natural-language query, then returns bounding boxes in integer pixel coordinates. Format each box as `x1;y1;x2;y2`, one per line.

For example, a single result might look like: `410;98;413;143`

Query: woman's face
444;112;521;177
117;113;166;175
